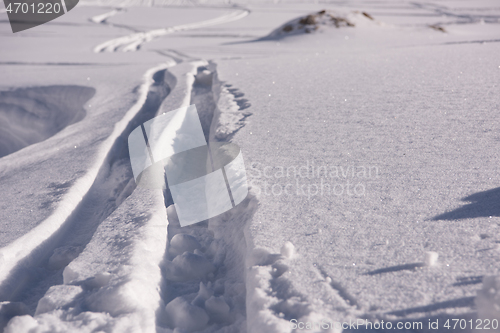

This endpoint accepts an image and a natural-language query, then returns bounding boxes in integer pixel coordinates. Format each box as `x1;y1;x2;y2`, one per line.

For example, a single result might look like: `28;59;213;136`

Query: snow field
2;1;500;331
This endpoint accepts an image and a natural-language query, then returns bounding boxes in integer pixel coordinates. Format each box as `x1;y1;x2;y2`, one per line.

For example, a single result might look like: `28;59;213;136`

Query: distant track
93;8;249;52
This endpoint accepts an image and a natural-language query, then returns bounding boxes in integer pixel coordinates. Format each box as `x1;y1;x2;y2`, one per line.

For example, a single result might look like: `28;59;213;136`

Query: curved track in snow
1;5;261;331
93;8;249;53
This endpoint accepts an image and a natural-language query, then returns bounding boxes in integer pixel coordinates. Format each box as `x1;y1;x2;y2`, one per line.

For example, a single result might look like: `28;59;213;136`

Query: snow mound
476;276;500;332
280;241;295;259
424;251;439;267
164;251;216;282
35;285;82;316
0;86;95;158
265;9;378;39
165;296;209;333
168;233;202;259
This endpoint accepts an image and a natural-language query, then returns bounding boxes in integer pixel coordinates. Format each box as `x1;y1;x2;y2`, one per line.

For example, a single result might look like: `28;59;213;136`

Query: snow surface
1;0;500;332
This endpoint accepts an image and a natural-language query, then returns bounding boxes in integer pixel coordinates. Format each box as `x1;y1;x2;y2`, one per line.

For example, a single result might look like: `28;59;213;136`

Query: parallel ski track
93;8;249;53
0;62;175;313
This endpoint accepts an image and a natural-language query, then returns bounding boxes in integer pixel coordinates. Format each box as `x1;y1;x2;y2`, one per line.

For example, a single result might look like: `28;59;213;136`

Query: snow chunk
424;251;439;267
165;297;209;333
84;284;138;316
281;241;295;259
84;272;113;290
62;265;79;285
35;285;83;315
165;252;215;282
194;69;213;86
3;315;37;333
169;234;202;258
476;275;500;331
192;282;213;307
205;296;230;323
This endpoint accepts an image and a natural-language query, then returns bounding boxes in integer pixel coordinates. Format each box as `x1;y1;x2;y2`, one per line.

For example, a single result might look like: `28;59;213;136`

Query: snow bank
210;83;252;142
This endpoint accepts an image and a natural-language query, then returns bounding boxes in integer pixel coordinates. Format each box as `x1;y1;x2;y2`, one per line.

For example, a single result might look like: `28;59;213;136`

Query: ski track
315;265;359;310
0;62;174;317
89;8;125;24
153;61;258;332
0;55;260;331
93;8;250;53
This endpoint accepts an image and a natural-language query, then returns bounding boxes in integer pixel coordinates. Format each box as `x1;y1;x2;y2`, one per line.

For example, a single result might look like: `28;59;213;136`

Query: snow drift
0;86;95;158
264;9;379;39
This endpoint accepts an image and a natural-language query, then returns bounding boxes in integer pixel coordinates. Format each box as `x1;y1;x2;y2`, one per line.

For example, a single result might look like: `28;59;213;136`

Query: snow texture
1;1;500;332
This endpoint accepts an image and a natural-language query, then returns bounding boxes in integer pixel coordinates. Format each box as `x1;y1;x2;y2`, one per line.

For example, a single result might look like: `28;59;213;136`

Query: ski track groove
0;63;174;315
315;264;359;310
154;61;257;332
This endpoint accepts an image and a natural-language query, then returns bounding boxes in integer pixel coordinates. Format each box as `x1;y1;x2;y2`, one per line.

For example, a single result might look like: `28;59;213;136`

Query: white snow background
1;0;500;332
